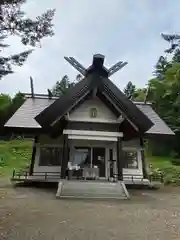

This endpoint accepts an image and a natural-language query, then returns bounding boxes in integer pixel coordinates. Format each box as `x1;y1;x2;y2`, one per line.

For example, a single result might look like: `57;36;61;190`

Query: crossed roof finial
64;54;128;77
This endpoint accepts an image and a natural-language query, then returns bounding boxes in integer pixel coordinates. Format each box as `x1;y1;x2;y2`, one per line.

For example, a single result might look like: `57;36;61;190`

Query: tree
0;93;12;132
154;56;171;78
52;75;73;97
51;74;83;97
11;91;25;112
133;88;147;102
0;92;25;133
172;49;180;63
0;0;55;79
161;33;180;54
123;81;136;99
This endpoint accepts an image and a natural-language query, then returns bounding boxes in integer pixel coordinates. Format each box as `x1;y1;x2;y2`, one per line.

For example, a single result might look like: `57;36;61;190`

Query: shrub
171;158;180;166
149;168;164;182
149;166;180;185
162;166;180;185
0;156;5;167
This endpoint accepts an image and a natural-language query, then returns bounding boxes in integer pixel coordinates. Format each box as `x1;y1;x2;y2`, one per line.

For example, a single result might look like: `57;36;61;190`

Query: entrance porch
61;129;124;182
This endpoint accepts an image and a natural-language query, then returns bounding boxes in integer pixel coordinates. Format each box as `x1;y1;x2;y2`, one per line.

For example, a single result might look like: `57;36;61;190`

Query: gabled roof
4;97;174;136
4;54;174;137
136;104;175;136
35;74;153;134
4;98;54;129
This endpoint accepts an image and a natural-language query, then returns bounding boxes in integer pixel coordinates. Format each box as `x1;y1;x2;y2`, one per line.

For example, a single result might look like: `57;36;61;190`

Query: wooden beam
116;137;123;181
61;134;69;179
29;136;39;176
140;138;148;179
102;90;139;131
64;56;86;76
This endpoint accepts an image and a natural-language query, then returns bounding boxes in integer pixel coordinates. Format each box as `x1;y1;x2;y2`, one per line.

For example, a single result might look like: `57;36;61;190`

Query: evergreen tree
0;0;55;79
52;75;74;97
123;81;136;99
154;56;171;78
161;33;180;54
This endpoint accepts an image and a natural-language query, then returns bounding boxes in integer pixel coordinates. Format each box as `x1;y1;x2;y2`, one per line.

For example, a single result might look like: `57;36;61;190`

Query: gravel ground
1;180;180;240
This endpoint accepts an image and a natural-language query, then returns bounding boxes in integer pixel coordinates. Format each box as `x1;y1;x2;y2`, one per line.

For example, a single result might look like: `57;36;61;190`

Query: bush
171;158;180;166
170;150;179;159
0;156;5;167
149;166;180;185
149;168;164;182
0;140;32;177
162;166;180;185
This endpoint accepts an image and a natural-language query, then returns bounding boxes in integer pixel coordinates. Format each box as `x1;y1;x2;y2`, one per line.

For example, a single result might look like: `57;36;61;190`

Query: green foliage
51;74;83;97
0;140;32;177
0;92;25;132
149;155;180;185
123;81;136;99
133;88;146;101
171;158;180;166
52;75;73;97
154;56;171;78
0;0;55;79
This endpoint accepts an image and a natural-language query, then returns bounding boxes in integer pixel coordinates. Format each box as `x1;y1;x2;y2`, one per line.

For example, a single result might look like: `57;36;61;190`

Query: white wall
33;147;61;175
110;139;143;176
33;134;63;175
33;135;143;178
69;97;118;123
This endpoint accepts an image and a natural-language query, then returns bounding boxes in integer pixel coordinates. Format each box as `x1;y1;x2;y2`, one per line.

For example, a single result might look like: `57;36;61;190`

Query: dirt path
1;180;180;240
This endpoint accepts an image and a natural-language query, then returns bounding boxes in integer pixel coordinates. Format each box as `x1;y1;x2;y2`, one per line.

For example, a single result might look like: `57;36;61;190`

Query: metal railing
11;169;61;181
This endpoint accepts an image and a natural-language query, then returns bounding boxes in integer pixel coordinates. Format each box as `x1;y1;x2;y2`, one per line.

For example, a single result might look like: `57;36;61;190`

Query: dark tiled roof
5;98;54;129
136;104;174;135
35;76;92;128
35;76;153;133
4;97;174;136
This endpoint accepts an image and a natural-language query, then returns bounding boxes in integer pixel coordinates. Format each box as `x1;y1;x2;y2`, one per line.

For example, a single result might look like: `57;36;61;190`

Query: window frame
38;145;63;166
122;147;142;174
90;107;97;118
123;150;139;169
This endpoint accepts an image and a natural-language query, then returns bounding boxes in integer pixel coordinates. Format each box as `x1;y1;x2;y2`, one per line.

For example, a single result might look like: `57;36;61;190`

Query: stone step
56;180;129;199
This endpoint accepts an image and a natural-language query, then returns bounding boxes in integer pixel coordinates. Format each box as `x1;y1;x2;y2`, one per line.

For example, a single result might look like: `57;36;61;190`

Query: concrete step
56;180;129;199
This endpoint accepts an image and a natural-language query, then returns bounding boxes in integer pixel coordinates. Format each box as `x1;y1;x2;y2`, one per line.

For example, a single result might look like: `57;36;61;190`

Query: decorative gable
35;54;154;136
68;97;118;123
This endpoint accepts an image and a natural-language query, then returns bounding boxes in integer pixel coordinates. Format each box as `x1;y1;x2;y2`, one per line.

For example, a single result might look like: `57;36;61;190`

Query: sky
0;0;180;95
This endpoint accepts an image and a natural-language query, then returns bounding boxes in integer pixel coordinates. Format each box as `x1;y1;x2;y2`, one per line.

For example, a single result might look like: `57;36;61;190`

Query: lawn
148;155;177;169
0;140;33;177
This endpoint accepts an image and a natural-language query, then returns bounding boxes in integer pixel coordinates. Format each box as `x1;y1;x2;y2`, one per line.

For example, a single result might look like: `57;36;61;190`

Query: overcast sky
0;0;179;95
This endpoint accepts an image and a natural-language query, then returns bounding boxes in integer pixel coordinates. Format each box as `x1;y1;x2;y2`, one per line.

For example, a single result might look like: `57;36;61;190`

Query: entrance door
92;148;105;177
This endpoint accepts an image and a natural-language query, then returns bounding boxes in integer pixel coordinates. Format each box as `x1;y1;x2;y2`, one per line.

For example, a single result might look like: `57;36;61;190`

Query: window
39;147;62;166
123;151;138;169
90;108;97;118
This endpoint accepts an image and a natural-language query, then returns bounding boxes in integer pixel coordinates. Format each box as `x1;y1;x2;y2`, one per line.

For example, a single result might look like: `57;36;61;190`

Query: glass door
92;148;105;177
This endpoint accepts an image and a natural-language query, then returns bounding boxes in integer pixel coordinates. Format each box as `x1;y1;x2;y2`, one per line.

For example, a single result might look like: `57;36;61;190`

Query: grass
0;140;33;177
147;155;180;170
147;156;175;168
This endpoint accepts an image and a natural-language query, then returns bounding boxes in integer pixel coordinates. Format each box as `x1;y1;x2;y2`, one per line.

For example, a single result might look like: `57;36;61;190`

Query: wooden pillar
29;136;39;176
116;137;123;181
140;138;148;179
61;134;69;179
